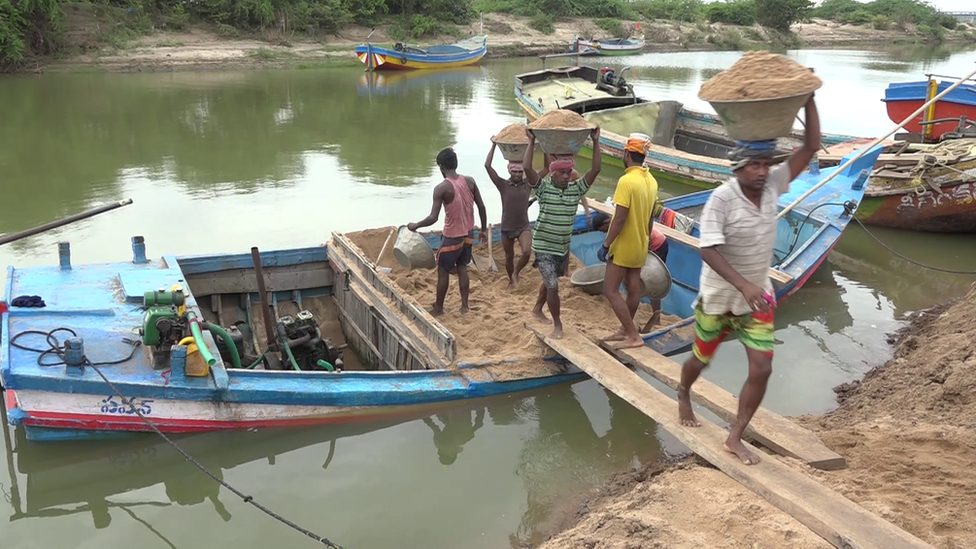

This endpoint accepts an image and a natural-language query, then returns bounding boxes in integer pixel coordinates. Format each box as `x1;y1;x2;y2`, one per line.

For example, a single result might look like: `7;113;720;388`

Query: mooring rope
12;328;344;549
852;217;976;275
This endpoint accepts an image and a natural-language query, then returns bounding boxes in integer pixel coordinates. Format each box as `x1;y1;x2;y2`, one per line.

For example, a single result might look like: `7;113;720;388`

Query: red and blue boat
355;35;487;71
882;76;976;141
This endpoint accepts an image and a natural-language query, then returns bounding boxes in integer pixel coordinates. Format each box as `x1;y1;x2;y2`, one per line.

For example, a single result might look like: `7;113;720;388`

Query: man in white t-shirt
678;95;821;466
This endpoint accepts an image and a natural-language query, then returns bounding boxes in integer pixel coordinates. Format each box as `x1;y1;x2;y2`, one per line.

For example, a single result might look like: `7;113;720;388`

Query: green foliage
754;0;810;32
812;0;959;32
841;9;872;25
594;17;624;37
529;11;554;34
871;14;890;29
706;27;744;49
216;22;241;37
631;0;704;22
1;0;65;69
744;26;764;40
705;0;756;26
389;14;452;40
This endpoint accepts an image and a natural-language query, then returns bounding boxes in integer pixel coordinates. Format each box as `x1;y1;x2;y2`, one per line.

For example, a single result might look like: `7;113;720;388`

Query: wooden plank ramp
527;324;933;549
601;342;846;471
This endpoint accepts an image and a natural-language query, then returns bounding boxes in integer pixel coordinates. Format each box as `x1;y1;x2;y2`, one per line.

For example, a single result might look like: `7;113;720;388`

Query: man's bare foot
723;437;760;465
507;278;516;291
430;306;444;317
604;328;626;342
615;336;644;349
532;309;550;324
513;272;521;288
550;325;564;339
678;389;700;427
460;305;469;315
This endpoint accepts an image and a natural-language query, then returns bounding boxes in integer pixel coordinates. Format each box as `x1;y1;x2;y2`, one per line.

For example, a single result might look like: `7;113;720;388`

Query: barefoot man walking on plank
408;147;489;316
599;133;658;349
485;143;533;289
678;95;820;465
523;126;602;339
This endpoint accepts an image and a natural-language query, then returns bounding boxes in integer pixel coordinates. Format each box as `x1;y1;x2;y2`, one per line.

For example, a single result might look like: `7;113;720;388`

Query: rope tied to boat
9;327;344;549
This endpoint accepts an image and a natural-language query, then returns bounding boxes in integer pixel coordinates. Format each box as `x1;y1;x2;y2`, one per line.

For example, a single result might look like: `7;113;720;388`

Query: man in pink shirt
409;148;488;316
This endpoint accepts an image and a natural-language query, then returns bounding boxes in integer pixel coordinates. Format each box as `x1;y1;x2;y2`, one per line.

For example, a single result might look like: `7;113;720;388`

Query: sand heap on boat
698;51;822;101
345;228;683;364
540;285;976;548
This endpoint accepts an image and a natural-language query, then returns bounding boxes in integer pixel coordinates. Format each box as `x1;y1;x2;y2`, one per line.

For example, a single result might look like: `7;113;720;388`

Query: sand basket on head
527;109;596;156
706;91;814;142
529;128;594;155
492;124;530;162
393;226;436;270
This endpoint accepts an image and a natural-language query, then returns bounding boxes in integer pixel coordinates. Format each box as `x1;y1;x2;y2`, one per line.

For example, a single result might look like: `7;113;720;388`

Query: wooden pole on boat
778;62;976;219
250;247;279;351
0;199;133;246
375;227;396;266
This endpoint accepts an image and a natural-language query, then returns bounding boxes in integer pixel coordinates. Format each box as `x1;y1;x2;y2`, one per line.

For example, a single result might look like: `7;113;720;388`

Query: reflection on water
2;45;976;549
2;383;663;549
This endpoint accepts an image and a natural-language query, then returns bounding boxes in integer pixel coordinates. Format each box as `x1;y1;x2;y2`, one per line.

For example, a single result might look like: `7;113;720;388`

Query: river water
2;46;976;549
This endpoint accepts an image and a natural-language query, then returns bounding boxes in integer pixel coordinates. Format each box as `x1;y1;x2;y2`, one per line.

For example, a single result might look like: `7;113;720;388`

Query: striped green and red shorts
692;304;775;364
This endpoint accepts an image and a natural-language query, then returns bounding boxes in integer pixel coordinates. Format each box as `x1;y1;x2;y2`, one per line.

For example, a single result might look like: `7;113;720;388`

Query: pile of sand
794;284;976;548
492;123;530;145
542;459;832;549
344;227;679;364
539;284;976;549
698;51;822;101
528;109;595;130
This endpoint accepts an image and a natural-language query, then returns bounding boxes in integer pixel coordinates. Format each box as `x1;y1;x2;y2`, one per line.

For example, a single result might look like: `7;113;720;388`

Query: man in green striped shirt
522;126;602;339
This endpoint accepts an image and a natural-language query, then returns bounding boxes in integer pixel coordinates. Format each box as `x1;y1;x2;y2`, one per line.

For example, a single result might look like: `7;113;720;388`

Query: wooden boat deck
528;325;934;549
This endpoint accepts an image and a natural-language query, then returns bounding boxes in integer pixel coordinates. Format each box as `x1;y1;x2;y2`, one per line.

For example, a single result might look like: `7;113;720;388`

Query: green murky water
1;46;975;549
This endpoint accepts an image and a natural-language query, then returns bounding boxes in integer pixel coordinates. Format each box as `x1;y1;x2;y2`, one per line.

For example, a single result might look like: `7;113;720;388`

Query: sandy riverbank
539;284;976;548
38;6;976;73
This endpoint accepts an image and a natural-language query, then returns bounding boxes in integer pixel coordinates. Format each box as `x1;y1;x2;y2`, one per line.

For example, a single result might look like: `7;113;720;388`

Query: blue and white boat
1;144;881;442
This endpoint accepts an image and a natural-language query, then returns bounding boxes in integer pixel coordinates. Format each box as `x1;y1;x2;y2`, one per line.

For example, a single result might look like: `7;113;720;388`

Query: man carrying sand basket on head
598;133;658;350
522;123;602;340
680;52;822;466
485;131;533;290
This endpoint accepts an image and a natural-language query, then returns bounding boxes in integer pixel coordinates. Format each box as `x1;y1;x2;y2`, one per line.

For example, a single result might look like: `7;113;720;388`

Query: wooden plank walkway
602;343;846;471
528;324;934;549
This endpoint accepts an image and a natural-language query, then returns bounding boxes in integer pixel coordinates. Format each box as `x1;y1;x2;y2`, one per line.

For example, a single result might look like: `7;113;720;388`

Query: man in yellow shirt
599;133;657;349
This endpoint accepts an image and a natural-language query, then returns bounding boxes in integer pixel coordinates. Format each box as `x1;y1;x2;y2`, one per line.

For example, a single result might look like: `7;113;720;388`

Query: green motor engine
140;290;186;347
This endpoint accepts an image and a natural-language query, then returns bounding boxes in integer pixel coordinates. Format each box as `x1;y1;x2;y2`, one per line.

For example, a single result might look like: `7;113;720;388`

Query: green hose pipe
203;322;242;369
186;313;216;367
282;338;301;371
316;359;335;372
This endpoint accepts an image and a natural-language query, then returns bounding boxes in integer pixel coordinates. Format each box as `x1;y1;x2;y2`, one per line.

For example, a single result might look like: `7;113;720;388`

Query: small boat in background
883;75;976;142
572;37;644;56
355;35;487;71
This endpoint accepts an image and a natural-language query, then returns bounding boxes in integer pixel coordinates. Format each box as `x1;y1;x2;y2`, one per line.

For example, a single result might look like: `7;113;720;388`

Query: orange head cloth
625;133;651;155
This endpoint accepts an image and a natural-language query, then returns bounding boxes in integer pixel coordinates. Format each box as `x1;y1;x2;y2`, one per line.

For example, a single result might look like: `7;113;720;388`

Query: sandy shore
540;284;976;548
40;8;976;73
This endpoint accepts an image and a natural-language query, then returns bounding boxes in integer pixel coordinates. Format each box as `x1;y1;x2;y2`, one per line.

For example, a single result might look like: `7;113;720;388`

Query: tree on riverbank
0;0;971;71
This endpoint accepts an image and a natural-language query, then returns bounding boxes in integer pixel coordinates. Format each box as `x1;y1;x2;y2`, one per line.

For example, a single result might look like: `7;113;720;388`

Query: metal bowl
639;252;672;299
569;264;606;296
393;226;436;270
